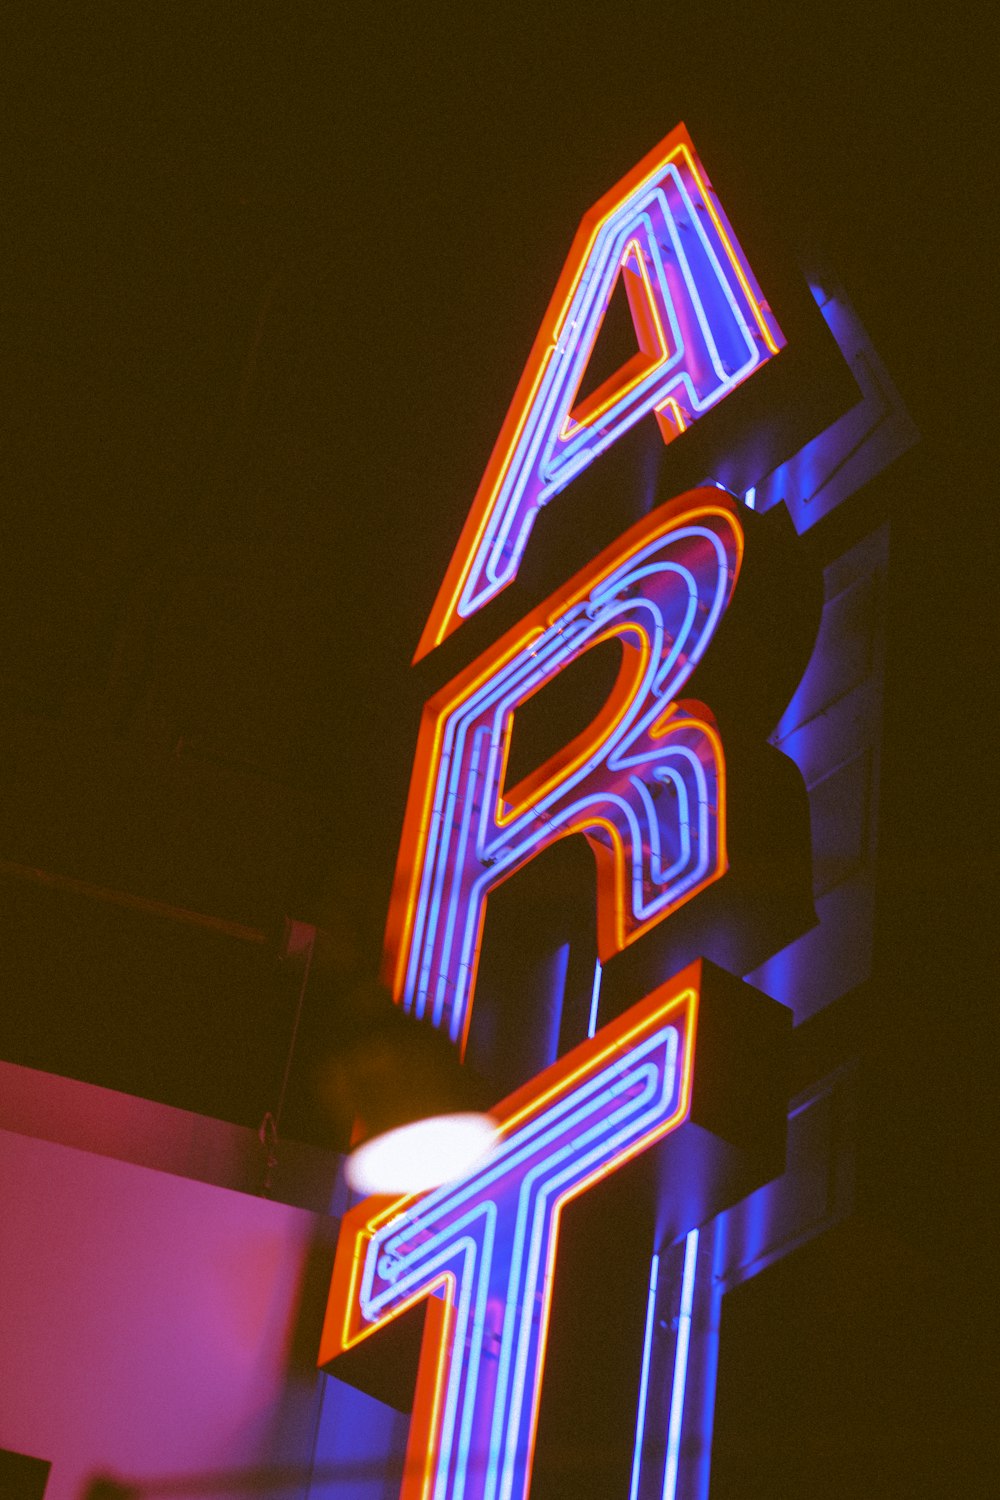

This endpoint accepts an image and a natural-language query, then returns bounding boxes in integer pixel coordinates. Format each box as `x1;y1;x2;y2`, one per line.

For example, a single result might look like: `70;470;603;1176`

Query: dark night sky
1;6;989;866
0;6;993;1491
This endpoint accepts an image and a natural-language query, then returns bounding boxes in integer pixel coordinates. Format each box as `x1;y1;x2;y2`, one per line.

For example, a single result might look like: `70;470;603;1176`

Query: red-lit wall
0;1065;339;1500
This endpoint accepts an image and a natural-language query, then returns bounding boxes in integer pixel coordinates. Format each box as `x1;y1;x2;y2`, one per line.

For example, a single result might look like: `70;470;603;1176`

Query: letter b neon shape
384;490;743;1052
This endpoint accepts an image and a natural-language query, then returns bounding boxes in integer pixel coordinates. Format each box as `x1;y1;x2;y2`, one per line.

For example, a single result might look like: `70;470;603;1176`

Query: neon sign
416;123;782;659
385;490;742;1052
320;961;787;1500
321;971;696;1500
321;125;804;1500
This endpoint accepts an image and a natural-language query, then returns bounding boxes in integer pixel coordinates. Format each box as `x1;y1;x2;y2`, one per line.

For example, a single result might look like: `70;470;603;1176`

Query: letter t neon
320;967;701;1500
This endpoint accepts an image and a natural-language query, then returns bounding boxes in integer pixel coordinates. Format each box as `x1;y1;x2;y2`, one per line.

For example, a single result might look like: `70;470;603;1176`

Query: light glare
346;1113;501;1194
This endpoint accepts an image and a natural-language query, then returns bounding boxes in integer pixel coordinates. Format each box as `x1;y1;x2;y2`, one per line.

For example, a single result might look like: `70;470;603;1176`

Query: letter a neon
416;124;781;659
385;489;743;1053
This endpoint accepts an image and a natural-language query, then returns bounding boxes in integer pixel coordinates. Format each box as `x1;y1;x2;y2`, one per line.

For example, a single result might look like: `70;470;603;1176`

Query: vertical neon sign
322;125;789;1500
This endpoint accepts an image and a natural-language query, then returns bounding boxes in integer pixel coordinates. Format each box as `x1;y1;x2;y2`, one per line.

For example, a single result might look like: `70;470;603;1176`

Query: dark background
0;5;992;1496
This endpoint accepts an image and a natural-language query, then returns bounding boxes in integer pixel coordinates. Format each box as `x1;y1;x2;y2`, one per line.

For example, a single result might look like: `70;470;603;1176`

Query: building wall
0;1068;341;1500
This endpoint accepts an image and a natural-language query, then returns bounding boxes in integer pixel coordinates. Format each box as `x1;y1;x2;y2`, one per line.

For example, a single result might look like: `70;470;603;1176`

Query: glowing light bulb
345;1112;501;1194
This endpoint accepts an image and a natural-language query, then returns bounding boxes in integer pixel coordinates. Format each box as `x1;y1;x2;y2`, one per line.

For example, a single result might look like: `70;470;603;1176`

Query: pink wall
0;1057;342;1209
0;1123;338;1500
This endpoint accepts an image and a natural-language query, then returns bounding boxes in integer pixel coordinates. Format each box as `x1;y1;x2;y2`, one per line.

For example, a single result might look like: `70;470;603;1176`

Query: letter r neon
383;489;744;1053
319;965;700;1500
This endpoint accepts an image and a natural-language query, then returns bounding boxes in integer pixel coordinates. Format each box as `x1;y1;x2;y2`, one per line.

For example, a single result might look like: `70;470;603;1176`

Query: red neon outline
318;966;702;1500
383;489;742;1050
558;239;671;438
494;620;651;828
416;125;776;660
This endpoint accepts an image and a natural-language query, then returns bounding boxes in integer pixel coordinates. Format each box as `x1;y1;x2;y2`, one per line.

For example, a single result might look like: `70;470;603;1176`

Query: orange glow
519;990;698;1477
406;1284;455;1500
654;394;688;439
321;972;701;1362
495;622;650;827
382;622;547;996
319;967;703;1500
559;239;671;438
383;491;743;1046
678;144;779;356
415;124;776;659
